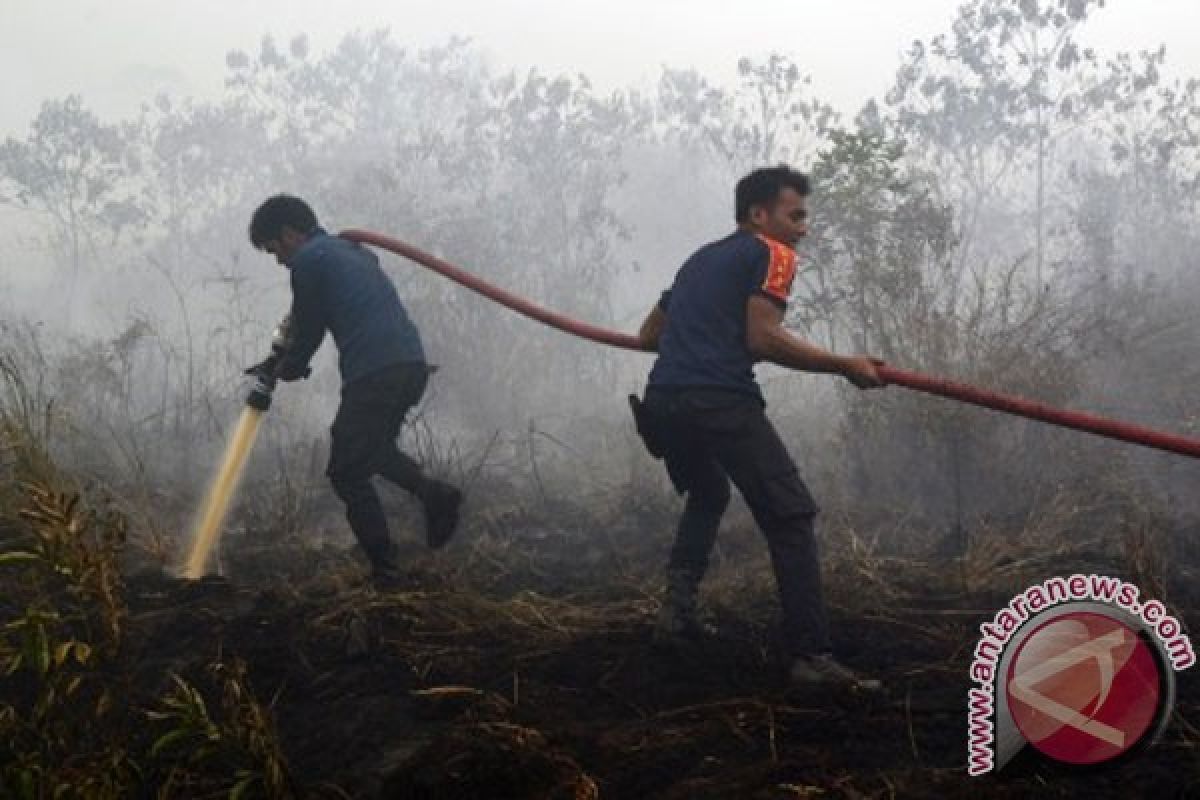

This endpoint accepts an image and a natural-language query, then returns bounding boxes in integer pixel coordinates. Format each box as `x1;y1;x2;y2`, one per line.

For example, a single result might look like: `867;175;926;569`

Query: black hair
248;194;319;248
734;165;811;223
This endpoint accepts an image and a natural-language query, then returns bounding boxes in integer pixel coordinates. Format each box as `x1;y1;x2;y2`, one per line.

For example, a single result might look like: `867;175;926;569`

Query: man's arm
274;264;326;381
745;294;884;388
637;305;668;352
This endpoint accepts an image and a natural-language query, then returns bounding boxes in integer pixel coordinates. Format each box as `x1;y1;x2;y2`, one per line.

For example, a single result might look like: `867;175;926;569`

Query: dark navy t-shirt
647;229;799;399
277;229;426;386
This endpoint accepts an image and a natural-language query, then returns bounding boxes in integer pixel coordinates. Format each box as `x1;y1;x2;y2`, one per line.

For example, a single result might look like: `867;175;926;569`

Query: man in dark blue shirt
634;166;885;689
248;195;461;585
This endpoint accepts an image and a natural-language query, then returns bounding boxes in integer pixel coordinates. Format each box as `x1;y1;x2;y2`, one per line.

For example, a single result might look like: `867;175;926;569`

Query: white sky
4;0;1200;137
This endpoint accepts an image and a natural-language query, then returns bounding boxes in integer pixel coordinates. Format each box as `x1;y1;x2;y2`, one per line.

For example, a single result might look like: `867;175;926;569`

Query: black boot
345;506;400;584
654;568;713;643
421;480;462;550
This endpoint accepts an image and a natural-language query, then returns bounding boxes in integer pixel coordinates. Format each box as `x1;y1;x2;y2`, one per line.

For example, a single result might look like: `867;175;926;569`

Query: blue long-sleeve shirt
276;228;425;385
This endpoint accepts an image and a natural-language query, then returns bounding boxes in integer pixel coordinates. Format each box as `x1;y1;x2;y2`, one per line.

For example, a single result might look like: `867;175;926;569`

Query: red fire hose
341;228;1200;461
342;229;642;350
874;365;1200;459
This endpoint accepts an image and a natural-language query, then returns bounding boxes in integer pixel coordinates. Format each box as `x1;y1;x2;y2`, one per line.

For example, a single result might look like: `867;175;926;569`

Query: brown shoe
789;653;883;691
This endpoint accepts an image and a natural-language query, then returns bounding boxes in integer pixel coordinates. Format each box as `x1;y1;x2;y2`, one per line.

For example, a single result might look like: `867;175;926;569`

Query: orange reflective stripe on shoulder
754;234;798;303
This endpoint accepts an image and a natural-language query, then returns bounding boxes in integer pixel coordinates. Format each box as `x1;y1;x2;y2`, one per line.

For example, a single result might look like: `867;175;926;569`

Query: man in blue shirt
634;166;885;689
248;195;461;585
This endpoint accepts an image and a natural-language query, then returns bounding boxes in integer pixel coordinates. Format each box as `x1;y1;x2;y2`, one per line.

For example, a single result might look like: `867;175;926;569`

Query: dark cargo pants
327;362;431;568
643;386;832;656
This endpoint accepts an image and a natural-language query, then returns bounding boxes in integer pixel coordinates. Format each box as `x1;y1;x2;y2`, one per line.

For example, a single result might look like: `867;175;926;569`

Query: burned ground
2;455;1199;799
76;502;1198;800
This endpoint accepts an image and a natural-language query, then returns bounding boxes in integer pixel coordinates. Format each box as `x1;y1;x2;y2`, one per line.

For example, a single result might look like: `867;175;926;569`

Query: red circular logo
1005;611;1163;765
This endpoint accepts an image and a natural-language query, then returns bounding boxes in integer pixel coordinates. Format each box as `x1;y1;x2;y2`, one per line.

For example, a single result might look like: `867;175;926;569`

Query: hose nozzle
245;372;276;411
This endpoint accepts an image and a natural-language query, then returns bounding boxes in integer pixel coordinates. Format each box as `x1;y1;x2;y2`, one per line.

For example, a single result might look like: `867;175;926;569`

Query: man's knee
747;468;819;536
748;491;816;542
760;508;818;543
686;475;731;515
327;468;373;507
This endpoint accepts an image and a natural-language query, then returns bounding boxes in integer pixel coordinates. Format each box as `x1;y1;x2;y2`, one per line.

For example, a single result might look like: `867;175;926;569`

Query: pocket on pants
759;466;819;519
727;415;819;523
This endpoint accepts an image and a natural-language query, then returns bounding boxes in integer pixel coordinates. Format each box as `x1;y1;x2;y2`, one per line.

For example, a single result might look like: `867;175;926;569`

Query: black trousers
644;386;832;656
327;362;430;567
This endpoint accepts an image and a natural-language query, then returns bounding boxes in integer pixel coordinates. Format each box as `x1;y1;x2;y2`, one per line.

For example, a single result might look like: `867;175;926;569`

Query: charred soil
104;527;1200;800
